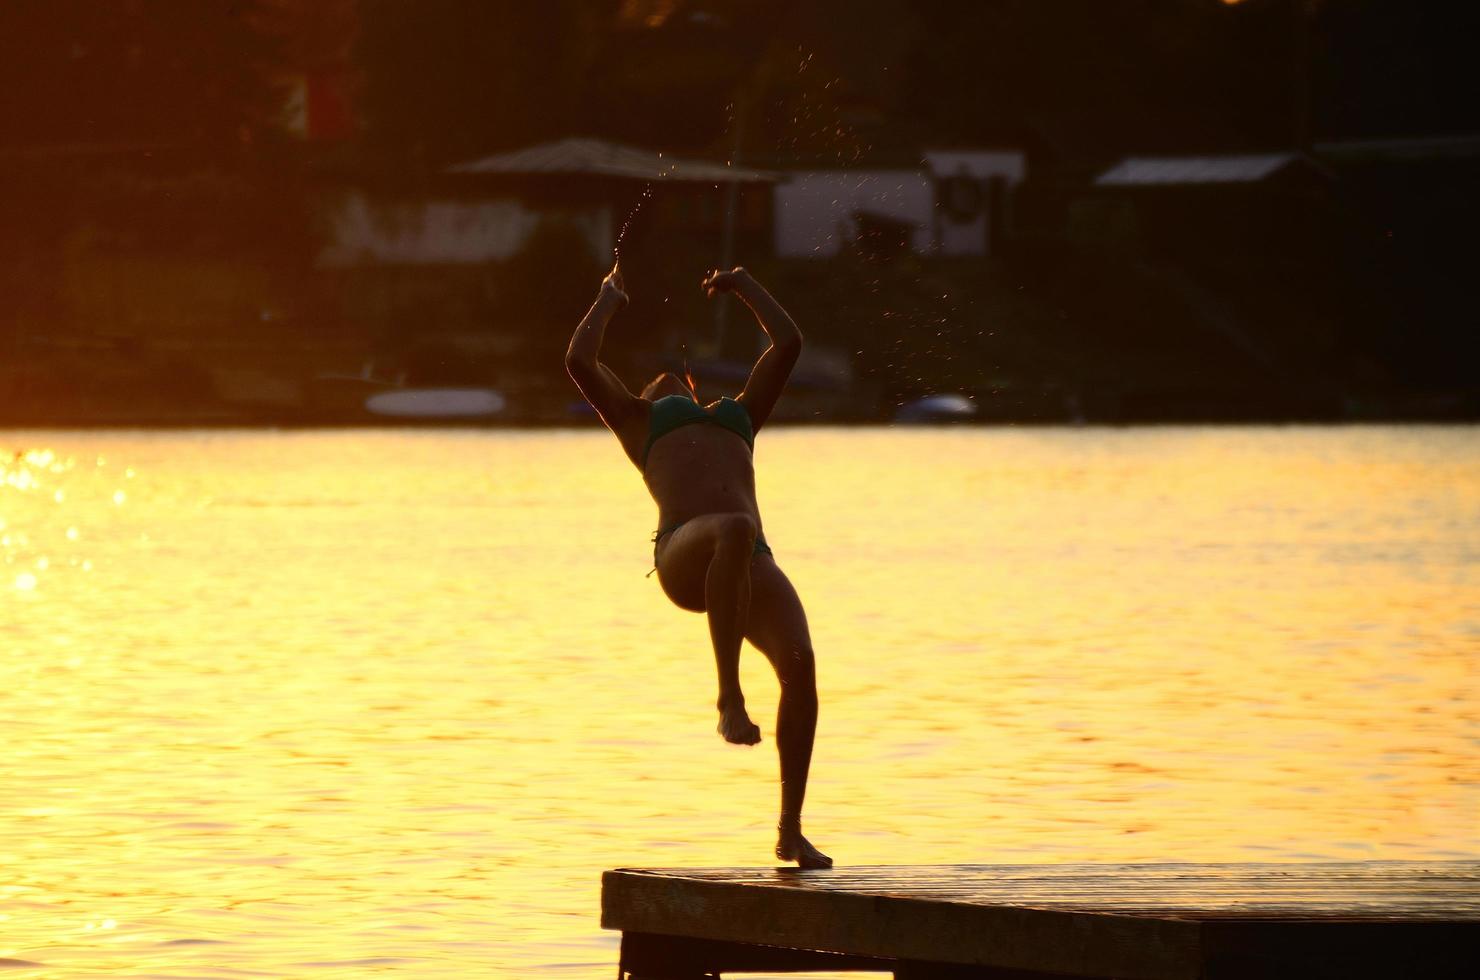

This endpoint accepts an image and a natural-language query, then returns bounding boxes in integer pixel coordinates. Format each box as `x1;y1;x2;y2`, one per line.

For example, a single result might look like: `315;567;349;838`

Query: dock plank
602;861;1480;979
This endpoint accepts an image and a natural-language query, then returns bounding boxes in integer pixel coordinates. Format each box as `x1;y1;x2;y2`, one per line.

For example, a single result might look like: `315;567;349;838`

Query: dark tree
0;0;285;150
1318;0;1480;139
356;0;599;164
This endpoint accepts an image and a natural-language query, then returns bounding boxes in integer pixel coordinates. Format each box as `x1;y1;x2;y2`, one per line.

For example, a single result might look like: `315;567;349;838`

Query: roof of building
448;137;777;183
1094;152;1301;187
1312;135;1480;164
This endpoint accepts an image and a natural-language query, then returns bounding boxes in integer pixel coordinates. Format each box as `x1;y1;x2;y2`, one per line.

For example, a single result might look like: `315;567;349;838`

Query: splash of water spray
614;153;679;259
613;181;654;259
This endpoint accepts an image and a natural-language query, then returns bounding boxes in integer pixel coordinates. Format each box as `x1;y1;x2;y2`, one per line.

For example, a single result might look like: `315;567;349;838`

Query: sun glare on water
1;427;1476;977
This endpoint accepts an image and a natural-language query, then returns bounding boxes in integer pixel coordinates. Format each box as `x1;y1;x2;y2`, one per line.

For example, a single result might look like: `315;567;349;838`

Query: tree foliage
356;0;600;163
0;0;284;149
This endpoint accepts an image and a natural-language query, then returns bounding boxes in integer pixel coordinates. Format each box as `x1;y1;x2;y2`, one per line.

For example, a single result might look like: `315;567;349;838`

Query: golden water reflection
2;426;1477;977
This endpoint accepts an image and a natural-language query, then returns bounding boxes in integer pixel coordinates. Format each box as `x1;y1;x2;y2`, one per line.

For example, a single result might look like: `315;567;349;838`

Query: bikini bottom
649;521;772;574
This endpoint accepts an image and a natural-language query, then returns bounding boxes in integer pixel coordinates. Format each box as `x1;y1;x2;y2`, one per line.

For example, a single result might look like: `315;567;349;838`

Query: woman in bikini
565;261;831;869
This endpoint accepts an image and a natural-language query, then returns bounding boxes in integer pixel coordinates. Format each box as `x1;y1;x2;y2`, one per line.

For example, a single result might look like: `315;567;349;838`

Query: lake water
3;426;1478;977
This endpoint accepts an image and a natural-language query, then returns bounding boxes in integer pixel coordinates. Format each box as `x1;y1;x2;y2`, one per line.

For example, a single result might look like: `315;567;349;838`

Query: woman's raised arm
566;262;643;429
703;267;803;432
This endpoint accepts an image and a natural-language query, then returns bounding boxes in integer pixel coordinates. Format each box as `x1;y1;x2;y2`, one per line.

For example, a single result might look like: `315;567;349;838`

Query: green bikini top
642;395;754;469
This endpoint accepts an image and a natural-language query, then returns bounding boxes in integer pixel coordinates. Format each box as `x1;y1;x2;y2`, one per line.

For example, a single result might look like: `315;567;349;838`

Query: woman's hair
641;371;692;400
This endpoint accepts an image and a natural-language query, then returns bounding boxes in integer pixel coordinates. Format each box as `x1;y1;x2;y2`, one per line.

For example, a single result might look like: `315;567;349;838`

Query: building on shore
772;150;1025;260
308;137;779;421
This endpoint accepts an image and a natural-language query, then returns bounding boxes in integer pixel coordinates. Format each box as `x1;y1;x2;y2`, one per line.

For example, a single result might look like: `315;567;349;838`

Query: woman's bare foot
776;826;833;869
717;699;761;745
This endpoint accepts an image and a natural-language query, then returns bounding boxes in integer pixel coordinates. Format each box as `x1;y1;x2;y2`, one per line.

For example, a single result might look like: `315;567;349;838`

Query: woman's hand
600;260;629;307
702;266;753;299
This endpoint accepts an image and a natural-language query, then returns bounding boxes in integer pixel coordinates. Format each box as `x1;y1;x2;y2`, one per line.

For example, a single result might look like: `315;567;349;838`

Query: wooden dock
602;860;1480;979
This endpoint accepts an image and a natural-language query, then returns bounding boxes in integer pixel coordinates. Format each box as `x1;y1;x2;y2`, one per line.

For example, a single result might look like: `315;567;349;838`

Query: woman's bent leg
745;555;831;868
655;513;762;745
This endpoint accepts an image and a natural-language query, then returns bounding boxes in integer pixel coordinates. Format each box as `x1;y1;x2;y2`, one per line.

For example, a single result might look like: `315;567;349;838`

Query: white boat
895;393;980;423
364;388;506;419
